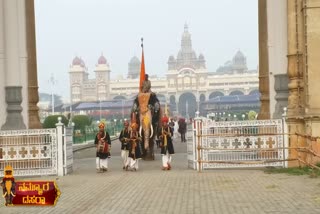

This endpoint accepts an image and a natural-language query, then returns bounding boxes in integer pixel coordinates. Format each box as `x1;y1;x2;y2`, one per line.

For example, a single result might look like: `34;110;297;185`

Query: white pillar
1;0;26;130
282;107;288;168
4;0;20;86
0;0;6;127
56;117;65;176
194;116;202;171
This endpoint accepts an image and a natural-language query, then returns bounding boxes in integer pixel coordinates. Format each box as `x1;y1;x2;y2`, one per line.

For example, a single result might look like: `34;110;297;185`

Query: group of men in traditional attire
94;115;175;172
118;121;143;171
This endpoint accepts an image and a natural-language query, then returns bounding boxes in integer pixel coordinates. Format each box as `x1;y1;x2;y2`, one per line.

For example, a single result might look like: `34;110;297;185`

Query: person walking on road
127;122;143;171
158;116;174;170
119;120;130;170
178;118;187;142
94;122;111;173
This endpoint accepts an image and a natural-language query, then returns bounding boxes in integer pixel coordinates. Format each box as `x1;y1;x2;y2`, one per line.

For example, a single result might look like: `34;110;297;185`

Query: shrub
71;115;92;133
43;115;69;128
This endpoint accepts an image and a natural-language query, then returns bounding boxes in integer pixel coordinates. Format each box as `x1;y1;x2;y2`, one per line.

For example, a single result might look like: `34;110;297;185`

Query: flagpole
139;38;146;93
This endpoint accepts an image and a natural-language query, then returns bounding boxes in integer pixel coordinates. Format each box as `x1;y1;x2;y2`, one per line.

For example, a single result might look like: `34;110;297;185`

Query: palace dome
98;55;107;64
72;56;82;66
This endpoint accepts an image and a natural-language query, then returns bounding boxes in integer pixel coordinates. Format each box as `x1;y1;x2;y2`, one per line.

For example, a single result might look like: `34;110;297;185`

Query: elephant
131;92;161;160
1;165;16;206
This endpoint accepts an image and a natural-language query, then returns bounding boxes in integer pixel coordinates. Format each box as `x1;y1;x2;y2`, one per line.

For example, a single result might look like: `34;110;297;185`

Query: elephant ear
154;101;160;113
131;97;139;114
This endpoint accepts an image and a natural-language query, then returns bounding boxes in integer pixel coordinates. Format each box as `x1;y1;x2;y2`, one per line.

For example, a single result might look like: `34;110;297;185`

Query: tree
248;111;257;120
72;115;92;133
43;115;69;128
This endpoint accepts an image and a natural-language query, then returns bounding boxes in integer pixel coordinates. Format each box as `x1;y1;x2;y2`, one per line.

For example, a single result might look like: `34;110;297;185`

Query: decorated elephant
1;165;16;206
131;92;161;160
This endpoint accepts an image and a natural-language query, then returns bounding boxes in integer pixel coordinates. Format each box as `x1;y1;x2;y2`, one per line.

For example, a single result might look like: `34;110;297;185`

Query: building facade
69;25;259;118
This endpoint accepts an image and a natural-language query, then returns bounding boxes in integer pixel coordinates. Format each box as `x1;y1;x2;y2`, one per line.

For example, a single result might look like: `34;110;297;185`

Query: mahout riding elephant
131;92;161;160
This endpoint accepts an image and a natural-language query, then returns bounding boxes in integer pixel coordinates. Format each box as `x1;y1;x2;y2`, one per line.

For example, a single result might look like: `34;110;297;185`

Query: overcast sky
35;0;258;100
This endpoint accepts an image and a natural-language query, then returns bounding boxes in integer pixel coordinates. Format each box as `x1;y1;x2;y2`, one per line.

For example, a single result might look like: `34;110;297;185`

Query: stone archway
169;95;176;112
229;90;244;96
178;92;197;118
199;94;206;116
113;95;126;100
249;89;260;95
209;91;224;99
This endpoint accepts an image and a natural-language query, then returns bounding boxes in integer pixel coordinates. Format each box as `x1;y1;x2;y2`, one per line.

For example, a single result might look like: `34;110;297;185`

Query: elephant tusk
11;192;15;197
139;125;142;138
150;125;153;138
3;192;7;197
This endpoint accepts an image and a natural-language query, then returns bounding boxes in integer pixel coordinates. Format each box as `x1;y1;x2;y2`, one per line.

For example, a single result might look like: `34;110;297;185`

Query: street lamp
242;114;245;121
99;98;102;121
233;115;237;121
49;73;57;114
121;100;124;119
114;119;117;135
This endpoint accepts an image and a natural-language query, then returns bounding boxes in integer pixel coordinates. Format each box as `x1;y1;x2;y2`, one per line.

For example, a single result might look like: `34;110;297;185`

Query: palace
69;25;259;118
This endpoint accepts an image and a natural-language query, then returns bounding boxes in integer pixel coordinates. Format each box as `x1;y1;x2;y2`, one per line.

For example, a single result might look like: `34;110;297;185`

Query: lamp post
99;98;102;121
49;73;57;114
242;114;245;121
121;100;124;119
233;114;237;121
114;119;117;136
186;102;189;119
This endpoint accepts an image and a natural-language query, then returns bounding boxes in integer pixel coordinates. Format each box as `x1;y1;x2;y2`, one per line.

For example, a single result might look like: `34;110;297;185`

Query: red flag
139;38;145;92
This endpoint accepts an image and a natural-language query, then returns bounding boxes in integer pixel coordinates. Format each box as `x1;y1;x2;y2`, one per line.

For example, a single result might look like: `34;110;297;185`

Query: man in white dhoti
94;122;111;173
119;121;130;170
127;122;143;171
158;116;175;170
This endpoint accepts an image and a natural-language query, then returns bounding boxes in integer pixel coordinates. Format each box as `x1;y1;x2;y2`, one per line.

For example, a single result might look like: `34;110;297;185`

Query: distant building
202;94;260;116
69;25;259;117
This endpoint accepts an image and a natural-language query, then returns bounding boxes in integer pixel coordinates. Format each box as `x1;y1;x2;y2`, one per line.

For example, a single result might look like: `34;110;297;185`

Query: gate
188;116;289;171
0;128;58;176
0;118;73;177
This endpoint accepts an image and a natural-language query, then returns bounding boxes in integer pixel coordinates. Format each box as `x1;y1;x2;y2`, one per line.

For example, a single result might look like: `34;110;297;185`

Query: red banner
12;181;61;206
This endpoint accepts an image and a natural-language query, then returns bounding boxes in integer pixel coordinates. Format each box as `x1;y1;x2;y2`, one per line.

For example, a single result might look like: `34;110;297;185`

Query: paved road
1;137;320;214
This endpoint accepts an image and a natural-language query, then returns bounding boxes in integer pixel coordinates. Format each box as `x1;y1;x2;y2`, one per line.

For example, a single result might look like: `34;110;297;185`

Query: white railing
189;116;289;170
64;127;73;174
0;128;58;177
0;118;73;177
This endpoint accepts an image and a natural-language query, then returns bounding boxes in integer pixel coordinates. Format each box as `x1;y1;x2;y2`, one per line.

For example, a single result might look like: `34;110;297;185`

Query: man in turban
126;122;143;171
158;116;174;170
141;74;151;93
119;120;130;170
94;122;111;172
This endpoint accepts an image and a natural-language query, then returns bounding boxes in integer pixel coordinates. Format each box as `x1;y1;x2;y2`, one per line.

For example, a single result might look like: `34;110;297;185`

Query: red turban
161;116;169;123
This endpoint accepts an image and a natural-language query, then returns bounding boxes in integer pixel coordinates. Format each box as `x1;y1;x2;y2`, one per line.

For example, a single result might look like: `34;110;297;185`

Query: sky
34;0;258;100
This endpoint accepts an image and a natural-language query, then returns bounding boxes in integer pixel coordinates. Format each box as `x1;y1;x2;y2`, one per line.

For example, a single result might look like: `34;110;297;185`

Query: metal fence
0;119;73;177
188;117;289;171
0;128;58;177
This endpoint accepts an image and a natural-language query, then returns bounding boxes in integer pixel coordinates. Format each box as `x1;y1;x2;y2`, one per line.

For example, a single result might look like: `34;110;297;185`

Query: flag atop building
139;38;145;92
